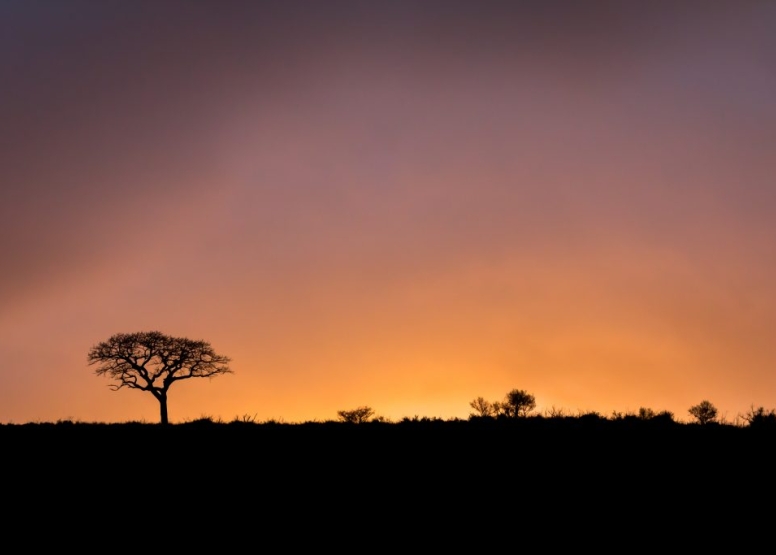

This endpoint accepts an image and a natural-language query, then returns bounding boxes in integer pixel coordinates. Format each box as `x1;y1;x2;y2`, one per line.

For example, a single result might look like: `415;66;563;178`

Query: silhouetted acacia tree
688;400;718;425
337;406;375;423
500;388;536;418
88;331;232;425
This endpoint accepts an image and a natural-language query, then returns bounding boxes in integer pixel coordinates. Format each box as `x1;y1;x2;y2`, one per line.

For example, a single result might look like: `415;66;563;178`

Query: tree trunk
159;392;169;425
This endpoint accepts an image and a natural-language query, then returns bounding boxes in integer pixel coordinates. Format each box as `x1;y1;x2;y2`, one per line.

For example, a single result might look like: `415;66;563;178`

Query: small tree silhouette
688;400;718;425
337;406;375;423
469;396;495;418
500;388;536;418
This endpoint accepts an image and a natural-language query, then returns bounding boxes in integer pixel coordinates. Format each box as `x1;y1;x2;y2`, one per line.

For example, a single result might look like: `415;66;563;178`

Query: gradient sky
2;0;775;424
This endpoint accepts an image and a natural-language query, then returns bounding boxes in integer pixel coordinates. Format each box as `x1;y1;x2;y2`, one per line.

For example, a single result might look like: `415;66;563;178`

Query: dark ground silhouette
2;416;770;546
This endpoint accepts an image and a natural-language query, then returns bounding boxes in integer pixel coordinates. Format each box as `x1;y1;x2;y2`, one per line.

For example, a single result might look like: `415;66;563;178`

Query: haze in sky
2;1;775;424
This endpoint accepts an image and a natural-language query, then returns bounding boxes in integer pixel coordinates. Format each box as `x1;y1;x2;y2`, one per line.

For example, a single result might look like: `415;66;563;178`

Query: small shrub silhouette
469;397;495;418
740;405;776;428
653;410;674;423
337;406;375;423
638;407;656;420
688;400;718;425
497;389;536;418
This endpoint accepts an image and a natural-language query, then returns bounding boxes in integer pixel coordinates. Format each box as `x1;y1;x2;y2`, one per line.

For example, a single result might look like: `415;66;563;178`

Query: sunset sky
2;1;775;424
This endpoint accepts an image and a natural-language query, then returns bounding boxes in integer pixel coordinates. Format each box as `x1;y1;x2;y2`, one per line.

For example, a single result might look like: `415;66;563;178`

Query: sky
1;0;775;424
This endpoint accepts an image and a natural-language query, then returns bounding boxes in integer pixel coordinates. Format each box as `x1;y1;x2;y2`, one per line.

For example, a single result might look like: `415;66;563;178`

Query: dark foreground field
3;417;773;544
4;416;772;480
